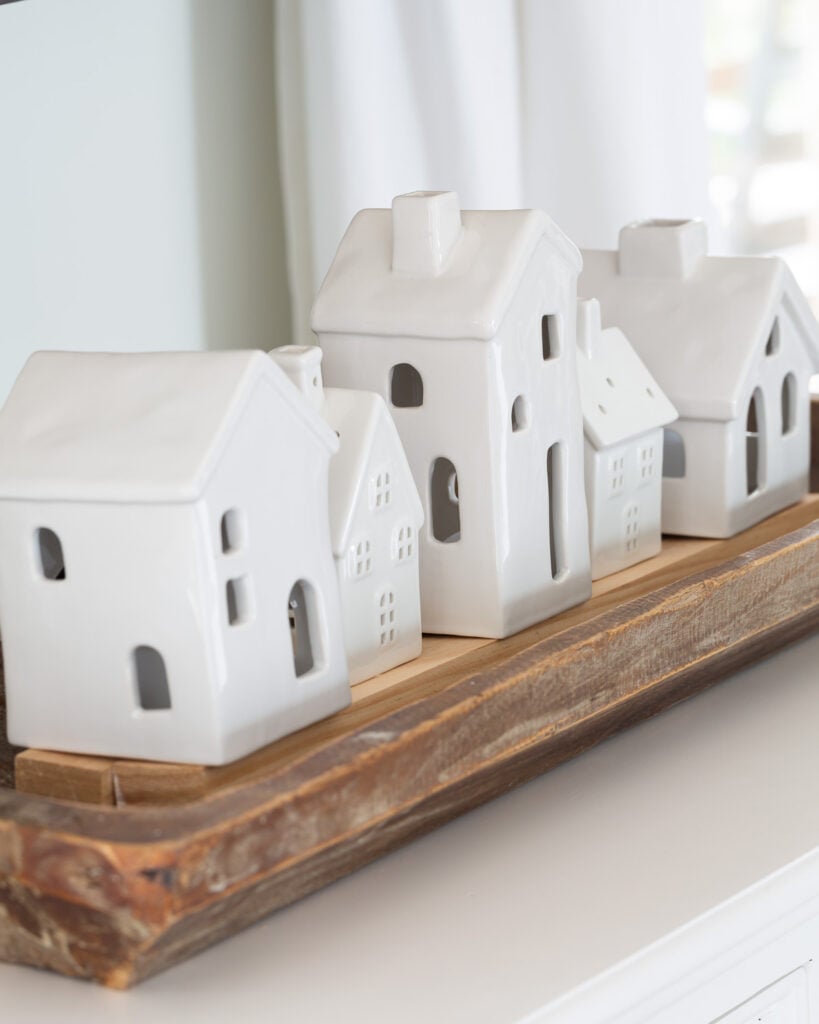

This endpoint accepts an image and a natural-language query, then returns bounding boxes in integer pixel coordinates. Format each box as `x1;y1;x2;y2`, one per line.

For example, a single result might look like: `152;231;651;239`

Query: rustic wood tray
0;402;817;989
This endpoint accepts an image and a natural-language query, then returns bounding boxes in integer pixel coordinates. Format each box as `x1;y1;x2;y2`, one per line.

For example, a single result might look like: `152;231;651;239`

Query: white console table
2;631;819;1023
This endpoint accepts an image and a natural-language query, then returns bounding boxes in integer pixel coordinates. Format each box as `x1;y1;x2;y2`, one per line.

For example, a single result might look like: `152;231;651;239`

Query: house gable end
781;266;819;372
199;359;339;505
324;390;423;558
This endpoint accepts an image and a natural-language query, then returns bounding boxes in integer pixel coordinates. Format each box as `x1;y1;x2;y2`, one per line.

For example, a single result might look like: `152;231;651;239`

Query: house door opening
430;457;461;543
745;389;764;496
133;646;171;711
547;442;567;580
289;580;323;678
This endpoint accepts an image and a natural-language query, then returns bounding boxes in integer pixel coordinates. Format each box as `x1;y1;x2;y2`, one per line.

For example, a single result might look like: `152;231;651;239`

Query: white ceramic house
269;345;424;683
0;350;350;765
580;219;819;537
312;190;592;638
575;298;678;580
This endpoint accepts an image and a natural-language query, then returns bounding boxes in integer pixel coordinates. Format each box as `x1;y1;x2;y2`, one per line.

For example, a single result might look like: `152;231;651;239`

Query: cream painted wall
0;0;291;404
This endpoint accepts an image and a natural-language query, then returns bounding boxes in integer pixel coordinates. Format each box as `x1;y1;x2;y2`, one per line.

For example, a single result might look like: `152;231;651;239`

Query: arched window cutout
765;319;780;356
133;646;171;710
746;388;764;495
220;509;245;553
511;395;529;432
390;364;423;407
36;528;66;580
662;429;686;478
430;457;461;543
781;373;797;435
288;580;323;678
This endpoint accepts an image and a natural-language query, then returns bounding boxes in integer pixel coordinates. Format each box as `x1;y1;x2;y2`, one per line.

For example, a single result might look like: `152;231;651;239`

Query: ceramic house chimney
576;297;603;360
618;219;707;280
269;345;325;411
391;190;463;277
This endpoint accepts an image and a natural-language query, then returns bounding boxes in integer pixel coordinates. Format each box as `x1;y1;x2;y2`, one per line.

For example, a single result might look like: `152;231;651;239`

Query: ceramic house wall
334;405;423;683
322;334;504;636
494;240;591;631
0;374;349;766
661;305;813;538
585;426;664;580
320;240;591;638
582;223;818;539
659;418;732;536
722;306;812;535
267;346;423;684
199;376;349;762
0;499;223;763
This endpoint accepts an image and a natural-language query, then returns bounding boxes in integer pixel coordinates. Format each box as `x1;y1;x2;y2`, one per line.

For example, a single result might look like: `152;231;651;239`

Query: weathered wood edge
0;509;816;987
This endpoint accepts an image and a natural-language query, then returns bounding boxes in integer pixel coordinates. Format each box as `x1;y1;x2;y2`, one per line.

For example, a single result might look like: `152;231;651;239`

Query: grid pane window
349;538;372;579
393;523;415;562
370;470;392;511
377;589;396;646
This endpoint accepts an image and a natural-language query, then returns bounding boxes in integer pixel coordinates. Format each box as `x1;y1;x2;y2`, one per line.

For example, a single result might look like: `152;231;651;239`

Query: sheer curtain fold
519;0;711;250
276;0;710;345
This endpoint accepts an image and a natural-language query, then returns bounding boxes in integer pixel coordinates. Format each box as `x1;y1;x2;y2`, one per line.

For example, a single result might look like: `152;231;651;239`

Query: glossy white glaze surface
0;351;350;764
581;222;819;537
316;192;592;637
271;346;423;684
576;298;677;579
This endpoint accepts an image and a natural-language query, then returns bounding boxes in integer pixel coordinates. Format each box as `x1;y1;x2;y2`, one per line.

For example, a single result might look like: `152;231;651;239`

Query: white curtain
276;0;711;346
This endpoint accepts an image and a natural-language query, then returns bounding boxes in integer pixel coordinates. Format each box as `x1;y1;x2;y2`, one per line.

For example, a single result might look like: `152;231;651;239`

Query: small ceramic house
0;350;350;765
581;219;819;538
575;298;678;579
312;190;592;638
269;346;424;683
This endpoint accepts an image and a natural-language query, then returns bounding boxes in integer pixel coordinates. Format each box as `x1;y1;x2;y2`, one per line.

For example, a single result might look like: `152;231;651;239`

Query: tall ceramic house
581;219;819;537
312;190;592;638
0;350;350;765
576;299;678;580
270;346;424;683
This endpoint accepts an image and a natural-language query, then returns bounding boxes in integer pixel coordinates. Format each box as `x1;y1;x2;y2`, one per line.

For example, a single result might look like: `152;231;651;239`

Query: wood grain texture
0;400;816;988
14;751;115;805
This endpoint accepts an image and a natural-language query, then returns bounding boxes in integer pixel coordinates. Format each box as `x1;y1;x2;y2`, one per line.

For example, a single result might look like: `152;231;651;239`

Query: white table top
2;631;818;1022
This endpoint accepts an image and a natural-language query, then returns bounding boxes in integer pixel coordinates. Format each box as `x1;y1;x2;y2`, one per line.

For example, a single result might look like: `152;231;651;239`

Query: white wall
0;0;291;404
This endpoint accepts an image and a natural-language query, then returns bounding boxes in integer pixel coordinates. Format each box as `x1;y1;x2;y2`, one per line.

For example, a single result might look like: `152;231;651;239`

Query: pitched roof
0;350;338;502
580;250;819;422
576;307;677;449
322;388;424;556
311;207;581;341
